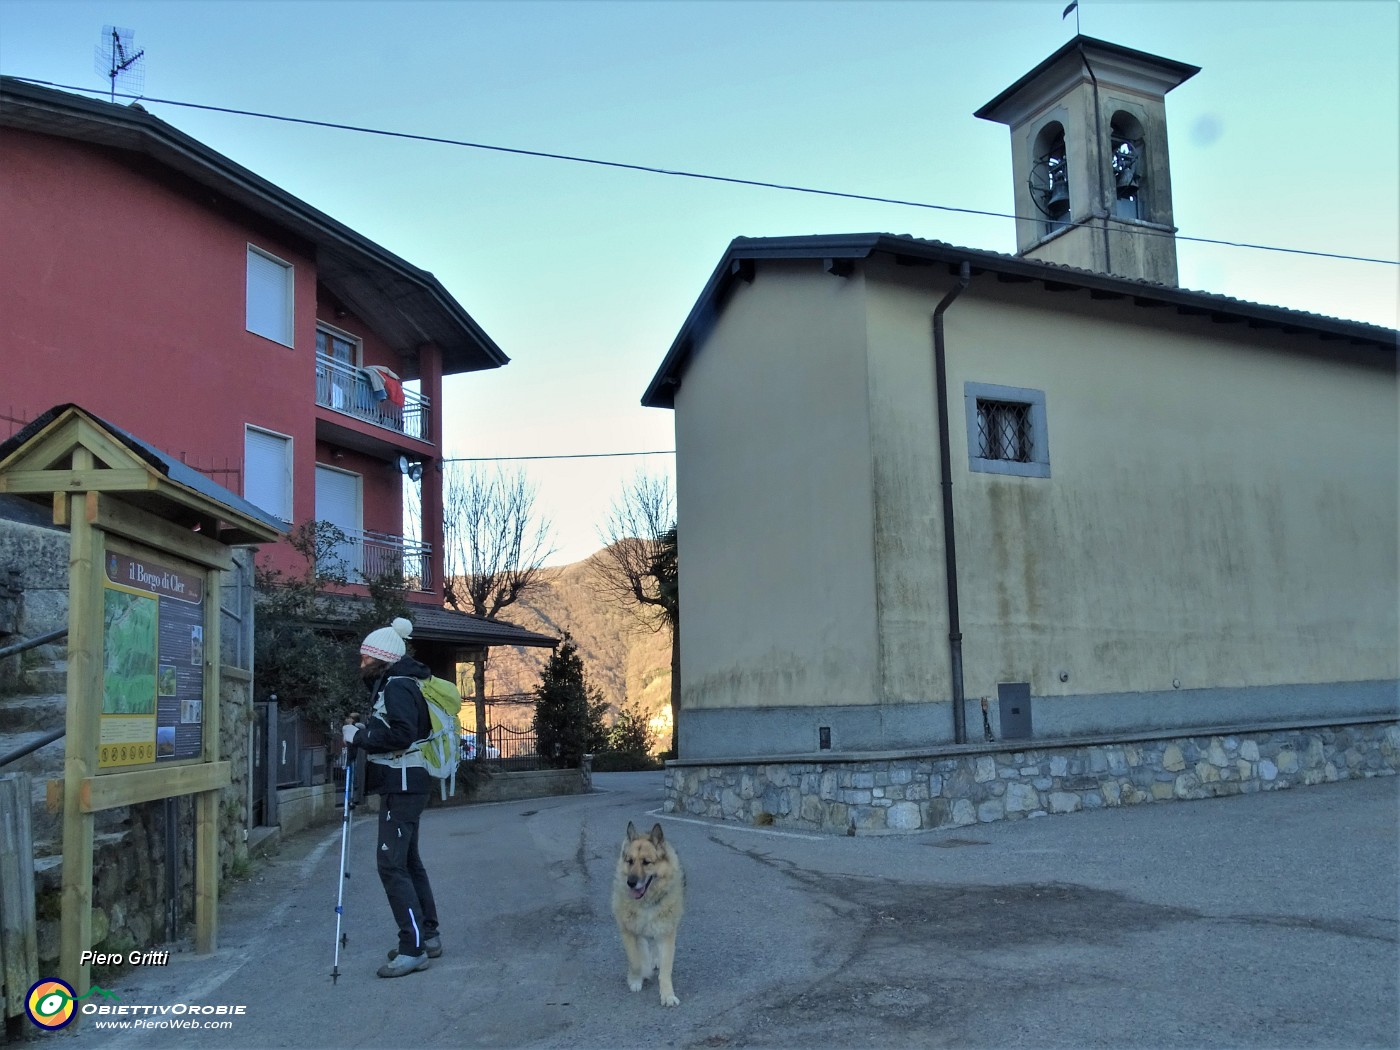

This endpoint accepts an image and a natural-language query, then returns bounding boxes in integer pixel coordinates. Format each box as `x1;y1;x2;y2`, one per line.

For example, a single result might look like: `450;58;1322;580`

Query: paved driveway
60;771;1398;1049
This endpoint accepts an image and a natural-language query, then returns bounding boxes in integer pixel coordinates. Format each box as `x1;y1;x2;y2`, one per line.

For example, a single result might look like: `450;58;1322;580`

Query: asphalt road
57;771;1398;1050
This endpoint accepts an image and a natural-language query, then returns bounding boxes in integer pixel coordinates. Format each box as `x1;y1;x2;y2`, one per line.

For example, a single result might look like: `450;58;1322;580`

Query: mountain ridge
465;550;672;741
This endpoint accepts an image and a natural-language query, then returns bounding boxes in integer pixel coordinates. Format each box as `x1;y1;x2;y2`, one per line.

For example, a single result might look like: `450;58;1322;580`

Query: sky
2;0;1396;565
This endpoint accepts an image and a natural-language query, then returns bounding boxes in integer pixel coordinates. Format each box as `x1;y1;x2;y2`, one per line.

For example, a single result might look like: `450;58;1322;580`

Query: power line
442;450;674;463
13;78;1399;269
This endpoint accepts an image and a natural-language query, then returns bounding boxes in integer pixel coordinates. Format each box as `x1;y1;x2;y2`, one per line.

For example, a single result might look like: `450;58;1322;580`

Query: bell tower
976;36;1198;286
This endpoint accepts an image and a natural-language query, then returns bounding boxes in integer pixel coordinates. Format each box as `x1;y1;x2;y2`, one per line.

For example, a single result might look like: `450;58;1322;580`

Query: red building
0;76;554;672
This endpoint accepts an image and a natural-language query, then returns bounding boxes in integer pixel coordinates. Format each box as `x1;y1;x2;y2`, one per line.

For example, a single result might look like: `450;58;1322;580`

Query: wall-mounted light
396;455;424;482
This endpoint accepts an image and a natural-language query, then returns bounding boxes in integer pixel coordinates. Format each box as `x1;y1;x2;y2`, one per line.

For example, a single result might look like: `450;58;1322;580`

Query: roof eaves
642;232;1396;408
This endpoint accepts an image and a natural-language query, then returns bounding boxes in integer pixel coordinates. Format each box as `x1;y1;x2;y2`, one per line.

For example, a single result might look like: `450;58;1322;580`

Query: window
978;400;1032;462
965;382;1050;478
316;325;362;410
246;246;294;346
244;425;293;520
316;325;359;366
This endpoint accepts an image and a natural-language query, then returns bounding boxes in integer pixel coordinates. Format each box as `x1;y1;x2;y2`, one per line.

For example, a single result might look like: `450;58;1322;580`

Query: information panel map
100;550;206;769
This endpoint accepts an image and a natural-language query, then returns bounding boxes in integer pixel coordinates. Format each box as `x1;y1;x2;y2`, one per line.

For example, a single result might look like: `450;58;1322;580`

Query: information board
99;546;206;769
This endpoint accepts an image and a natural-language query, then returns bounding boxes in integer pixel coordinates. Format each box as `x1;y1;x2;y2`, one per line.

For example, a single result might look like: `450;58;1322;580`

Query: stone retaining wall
468;764;591;804
664;720;1400;834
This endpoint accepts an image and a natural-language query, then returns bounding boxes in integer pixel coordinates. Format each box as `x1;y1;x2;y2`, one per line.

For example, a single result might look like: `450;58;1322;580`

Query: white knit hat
360;617;413;663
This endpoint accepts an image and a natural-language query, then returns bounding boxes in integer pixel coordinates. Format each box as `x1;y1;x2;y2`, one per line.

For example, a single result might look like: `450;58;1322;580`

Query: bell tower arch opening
1030;121;1072;236
1109;110;1146;221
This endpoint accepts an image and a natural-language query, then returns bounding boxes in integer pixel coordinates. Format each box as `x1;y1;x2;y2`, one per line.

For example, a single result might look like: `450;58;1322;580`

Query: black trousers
376;792;439;956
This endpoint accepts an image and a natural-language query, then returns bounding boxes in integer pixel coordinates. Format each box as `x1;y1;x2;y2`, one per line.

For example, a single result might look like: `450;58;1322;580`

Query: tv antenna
94;25;145;103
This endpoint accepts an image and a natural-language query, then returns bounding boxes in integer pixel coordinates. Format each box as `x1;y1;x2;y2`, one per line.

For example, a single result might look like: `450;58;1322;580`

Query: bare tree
442;464;555;749
590;472;679;754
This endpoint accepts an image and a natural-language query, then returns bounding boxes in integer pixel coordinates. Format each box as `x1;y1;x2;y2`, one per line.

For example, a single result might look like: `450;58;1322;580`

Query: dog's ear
626;821;638;841
649;823;665;846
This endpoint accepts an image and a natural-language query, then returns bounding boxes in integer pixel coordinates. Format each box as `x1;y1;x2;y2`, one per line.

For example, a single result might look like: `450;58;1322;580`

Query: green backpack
375;675;464;798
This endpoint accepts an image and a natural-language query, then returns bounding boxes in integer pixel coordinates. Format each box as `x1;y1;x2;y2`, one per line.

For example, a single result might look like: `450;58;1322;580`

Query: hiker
342;617;443;977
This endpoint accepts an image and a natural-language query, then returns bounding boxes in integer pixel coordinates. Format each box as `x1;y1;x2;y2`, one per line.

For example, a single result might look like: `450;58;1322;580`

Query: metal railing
314;354;430;441
0;628;68;771
318;527;432;591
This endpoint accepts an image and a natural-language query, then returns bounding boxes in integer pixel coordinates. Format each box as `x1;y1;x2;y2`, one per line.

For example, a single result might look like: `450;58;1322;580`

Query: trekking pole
331;746;355;984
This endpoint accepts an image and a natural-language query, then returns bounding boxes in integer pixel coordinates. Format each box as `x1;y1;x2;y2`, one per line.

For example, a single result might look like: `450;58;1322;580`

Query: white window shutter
246;247;293;345
315;465;362;533
244;427;292;520
315;465;363;577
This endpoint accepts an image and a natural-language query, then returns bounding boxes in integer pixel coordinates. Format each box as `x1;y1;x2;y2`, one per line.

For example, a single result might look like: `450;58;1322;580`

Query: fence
480;724;537;763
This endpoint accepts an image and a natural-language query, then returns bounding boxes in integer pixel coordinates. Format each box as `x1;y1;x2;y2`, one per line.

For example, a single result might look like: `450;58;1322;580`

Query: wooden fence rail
0;772;38;1024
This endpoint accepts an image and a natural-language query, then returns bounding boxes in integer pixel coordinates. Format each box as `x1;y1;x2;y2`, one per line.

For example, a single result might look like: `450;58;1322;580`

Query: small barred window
976;399;1033;463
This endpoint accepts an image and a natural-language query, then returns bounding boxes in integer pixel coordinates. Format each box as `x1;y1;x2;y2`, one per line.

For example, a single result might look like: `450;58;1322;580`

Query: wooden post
194;567;222;953
60;480;100;999
0;772;38;1022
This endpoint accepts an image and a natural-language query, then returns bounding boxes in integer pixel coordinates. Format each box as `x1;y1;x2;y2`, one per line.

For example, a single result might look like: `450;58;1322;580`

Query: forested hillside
469;551;672;740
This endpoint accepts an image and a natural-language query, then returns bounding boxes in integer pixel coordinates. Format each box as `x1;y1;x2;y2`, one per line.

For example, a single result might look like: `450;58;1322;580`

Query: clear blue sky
3;1;1396;564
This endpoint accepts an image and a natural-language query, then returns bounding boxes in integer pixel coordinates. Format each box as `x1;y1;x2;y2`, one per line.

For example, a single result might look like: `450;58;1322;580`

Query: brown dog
611;822;685;1007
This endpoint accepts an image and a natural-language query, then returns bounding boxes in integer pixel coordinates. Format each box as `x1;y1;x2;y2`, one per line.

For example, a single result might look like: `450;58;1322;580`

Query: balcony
315;354;430;441
319;526;432;591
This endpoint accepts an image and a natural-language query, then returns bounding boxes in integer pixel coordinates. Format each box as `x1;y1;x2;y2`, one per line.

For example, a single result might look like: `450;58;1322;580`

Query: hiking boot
376;952;430;978
387;936;441;960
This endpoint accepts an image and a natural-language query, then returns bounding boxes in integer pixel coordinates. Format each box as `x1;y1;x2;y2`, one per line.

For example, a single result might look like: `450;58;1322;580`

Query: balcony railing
315;354;430;441
318;527;432;591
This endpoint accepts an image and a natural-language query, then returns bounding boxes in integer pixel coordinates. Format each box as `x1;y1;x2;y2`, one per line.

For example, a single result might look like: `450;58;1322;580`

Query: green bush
606;700;655;755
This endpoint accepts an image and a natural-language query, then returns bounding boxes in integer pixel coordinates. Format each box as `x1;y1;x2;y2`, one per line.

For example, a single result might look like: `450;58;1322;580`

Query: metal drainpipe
932;261;972;744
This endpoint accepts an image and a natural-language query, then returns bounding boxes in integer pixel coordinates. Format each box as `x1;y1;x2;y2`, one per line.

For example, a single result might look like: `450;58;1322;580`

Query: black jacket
351;655;433;795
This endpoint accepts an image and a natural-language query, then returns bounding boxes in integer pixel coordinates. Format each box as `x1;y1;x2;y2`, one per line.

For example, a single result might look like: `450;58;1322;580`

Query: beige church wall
673;262;882;719
861;270;953;703
865;265;1398;719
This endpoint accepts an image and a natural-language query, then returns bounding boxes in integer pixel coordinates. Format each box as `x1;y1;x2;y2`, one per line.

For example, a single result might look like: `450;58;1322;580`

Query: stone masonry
665;720;1399;834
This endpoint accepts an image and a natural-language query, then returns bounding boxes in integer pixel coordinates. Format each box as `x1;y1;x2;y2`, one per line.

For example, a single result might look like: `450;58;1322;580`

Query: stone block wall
219;665;254;878
0;515;69;639
665;720;1399;834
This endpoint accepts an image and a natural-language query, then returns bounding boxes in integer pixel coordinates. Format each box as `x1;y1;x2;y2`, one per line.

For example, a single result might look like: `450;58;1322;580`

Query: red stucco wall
1;128;439;595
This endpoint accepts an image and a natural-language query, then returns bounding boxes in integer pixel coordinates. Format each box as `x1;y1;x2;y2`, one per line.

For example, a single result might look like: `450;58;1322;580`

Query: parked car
460;731;500;761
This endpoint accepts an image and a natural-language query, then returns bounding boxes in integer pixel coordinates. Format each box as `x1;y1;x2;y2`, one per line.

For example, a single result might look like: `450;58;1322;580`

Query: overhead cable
11;78;1398;268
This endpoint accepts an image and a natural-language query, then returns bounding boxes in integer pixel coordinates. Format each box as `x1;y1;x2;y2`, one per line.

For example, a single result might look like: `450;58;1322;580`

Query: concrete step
23;666;67;694
0;692;66;733
0;725;65;775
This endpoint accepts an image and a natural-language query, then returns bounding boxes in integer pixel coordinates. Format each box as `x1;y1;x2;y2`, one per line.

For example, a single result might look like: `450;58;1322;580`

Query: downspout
932;261;972;744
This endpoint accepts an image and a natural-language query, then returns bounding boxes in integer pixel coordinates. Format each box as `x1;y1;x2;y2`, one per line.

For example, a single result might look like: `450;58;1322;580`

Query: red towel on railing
365;366;404;407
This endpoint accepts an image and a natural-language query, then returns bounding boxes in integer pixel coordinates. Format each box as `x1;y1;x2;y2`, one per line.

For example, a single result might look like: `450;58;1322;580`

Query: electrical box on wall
998;682;1033;739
